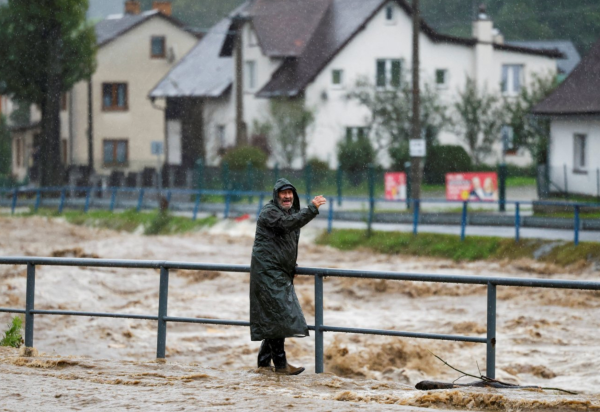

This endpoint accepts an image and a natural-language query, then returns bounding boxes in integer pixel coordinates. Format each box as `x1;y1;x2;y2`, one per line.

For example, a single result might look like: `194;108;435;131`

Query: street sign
409;139;426;157
151;141;164;156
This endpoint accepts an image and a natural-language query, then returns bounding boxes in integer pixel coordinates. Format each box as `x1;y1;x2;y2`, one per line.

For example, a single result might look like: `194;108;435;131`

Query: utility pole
410;0;423;201
233;15;247;147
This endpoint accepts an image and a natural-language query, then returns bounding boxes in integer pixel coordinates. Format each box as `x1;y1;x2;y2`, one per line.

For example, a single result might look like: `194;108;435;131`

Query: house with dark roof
11;1;199;185
507;40;580;81
151;0;561;168
532;38;600;197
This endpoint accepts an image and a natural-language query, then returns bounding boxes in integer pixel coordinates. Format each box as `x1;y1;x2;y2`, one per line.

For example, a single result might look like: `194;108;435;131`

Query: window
501;64;523;95
435;69;448;88
103;139;128;166
574;134;587;171
245;60;256;90
102;83;128;111
501;125;516;153
151;36;166;58
345;127;369;142
217;125;226;148
376;59;401;88
331;69;344;87
61;93;67;111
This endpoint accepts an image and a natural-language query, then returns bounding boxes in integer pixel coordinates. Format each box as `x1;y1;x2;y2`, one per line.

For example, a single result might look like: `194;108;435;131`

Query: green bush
424;145;472;185
1;316;23;348
307;157;330;185
221;145;268;171
337;132;375;185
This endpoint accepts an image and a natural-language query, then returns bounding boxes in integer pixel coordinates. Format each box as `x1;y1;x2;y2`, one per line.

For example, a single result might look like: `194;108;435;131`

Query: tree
254;98;314;167
0;0;96;186
347;76;449;170
452;77;504;166
502;72;558;164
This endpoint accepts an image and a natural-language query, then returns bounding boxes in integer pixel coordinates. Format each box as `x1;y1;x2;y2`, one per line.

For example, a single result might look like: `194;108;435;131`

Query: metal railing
2;257;600;378
2;186;600;245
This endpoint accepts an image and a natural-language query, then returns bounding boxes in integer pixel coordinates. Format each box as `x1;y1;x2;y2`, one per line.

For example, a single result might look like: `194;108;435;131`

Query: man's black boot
270;338;304;376
257;340;272;368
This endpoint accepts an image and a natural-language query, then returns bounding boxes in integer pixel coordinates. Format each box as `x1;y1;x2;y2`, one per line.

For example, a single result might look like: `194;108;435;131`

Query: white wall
549;118;600;196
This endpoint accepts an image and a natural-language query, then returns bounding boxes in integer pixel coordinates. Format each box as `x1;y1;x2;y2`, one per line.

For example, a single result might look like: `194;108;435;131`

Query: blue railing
1;257;600;378
2;186;599;245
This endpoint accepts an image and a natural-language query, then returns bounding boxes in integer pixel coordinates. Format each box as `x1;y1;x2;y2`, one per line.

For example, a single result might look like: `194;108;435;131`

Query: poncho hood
272;178;300;213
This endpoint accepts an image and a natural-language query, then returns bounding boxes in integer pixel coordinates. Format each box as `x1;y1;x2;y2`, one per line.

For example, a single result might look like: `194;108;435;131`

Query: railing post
224;192;231;219
84;188;92;213
486;282;496;379
165;191;172;211
412;199;420;236
515;202;520;243
136;188;145;212
58;188;66;214
256;194;264;220
315;273;324;373
25;263;36;348
327;198;334;234
563;163;568;199
156;266;169;359
34;190;41;213
460;201;468;241
336;166;342;206
109;188;117;212
11;188;17;215
193;192;201;221
574;205;580;246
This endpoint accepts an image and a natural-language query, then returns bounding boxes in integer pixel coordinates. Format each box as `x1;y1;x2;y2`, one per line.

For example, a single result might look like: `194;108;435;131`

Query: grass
506;176;536;187
1;316;23;348
22;208;217;235
316;229;600;266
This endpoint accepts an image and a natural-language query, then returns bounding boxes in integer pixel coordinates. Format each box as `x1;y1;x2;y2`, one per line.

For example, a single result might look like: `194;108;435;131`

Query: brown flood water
1;216;600;410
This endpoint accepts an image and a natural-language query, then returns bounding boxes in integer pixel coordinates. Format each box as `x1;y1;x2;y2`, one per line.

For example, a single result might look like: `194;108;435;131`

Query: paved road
311;218;600;242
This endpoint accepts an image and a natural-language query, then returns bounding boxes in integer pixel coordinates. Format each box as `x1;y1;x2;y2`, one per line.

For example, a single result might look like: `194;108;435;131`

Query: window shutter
376;60;386;87
391;60;401;87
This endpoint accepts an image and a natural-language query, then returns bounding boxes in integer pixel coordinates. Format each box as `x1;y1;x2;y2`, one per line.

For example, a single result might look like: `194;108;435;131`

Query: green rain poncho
249;178;319;341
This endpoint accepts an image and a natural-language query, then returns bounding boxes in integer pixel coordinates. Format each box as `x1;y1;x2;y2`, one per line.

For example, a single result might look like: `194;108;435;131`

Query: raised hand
311;195;327;209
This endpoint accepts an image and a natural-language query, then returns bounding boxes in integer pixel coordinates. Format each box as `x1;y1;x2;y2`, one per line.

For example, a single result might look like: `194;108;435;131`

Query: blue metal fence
2;186;600;245
1;257;600;378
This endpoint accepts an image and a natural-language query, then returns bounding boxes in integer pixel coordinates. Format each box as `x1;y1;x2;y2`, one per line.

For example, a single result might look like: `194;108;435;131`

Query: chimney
152;1;172;16
472;4;493;43
125;0;141;15
492;28;504;44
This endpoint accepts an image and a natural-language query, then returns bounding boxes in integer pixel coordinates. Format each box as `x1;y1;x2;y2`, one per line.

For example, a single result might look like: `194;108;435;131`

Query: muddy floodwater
1;216;600;410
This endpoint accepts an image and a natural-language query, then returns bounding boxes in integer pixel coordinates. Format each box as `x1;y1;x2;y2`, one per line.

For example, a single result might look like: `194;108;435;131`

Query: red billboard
384;172;407;200
446;172;498;201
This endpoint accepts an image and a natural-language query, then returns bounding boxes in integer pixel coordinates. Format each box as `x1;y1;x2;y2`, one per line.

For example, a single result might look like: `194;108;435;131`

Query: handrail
1;257;600;378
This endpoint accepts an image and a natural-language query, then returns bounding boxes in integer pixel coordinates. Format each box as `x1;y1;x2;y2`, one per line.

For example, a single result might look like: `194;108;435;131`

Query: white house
151;0;561;169
533;37;600;198
10;0;199;184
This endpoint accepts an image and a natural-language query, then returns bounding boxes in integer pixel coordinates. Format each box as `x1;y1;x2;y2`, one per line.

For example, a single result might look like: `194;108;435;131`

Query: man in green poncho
250;178;326;375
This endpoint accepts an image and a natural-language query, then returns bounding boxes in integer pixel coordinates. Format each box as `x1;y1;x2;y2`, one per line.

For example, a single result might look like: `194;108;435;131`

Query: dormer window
151;36;166;58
